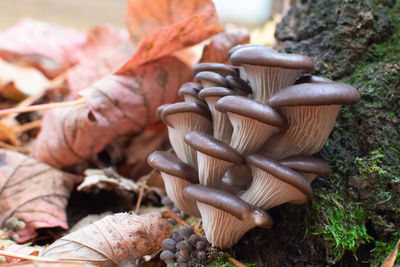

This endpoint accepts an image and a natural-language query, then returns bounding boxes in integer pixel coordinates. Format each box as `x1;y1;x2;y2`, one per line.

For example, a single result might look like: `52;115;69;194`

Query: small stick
162;211;246;267
0;250;58;263
14;120;42;133
134;181;146;214
0;98;86;116
0;141;30;153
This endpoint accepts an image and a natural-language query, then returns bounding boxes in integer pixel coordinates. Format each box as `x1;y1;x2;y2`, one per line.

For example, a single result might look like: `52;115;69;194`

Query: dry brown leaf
200;27;250;64
34;56;191;168
0;149;79;242
381;239;400;267
66;25;133;95
41;212;172;266
0;59;49;101
0;19;86;79
0;243;42;264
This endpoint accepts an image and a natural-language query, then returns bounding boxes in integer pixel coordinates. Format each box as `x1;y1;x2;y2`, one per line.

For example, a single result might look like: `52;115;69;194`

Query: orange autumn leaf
381;239;400;267
40;212;172;266
0;149;79;242
120;0;223;72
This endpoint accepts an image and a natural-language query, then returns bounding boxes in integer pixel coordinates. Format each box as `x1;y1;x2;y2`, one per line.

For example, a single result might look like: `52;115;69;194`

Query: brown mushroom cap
295;75;333;84
184;131;243;164
279;155;331;175
225;75;252;94
230;46;314;71
194;71;229;88
183;184;272;228
216;95;287;128
246;154;312;200
192;63;238;77
178;86;199;99
227;44;275;59
160;102;211;128
156;103;170;119
180;82;202;92
197;87;235;99
147;151;198;184
268;82;360;107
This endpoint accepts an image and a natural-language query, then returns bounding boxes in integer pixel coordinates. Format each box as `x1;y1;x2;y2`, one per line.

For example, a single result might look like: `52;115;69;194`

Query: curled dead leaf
41;212;172;266
0;149;79;242
34;56;191;168
381;239;400;267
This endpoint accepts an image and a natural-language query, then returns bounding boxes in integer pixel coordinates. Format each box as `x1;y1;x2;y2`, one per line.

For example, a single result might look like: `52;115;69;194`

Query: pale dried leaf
41;212;172;266
200;27;250;64
0;149;79;242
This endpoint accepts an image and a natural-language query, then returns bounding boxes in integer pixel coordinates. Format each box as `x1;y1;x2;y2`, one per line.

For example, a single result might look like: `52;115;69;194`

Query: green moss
370;232;400;266
309;192;372;263
355;149;388;181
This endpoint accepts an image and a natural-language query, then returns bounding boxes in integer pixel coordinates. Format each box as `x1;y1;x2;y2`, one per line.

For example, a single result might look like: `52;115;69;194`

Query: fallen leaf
41;212;172;266
0;19;86;79
0;243;42;264
126;0;220;45
0;123;18;146
120;0;223;71
381;239;400;267
0;149;79;242
66;25;133;95
0;59;49;101
200;27;250;64
34;56;191;168
2;262;84;267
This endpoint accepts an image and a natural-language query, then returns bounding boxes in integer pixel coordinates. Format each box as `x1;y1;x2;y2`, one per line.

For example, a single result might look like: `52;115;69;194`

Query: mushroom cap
147;151;198;184
180;82;202;92
192;63;238;77
194;71;229;87
160;102;211;128
279;155;331;175
295;75;333;84
178;86;199;99
225;75;252;94
215;95;287;128
156;103;170;119
183;184;273;228
198;87;235;99
184;131;243;164
227;44;275;59
246;154;312;200
268;82;360;107
230;46;314;72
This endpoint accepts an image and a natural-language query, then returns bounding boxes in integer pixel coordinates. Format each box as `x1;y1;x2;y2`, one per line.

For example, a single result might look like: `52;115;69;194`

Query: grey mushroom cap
216;95;287;128
147;151;198;184
246;154;313;201
180;82;202;92
183;184;273;228
160;102;211;128
225;75;252;94
227;44;276;59
295;75;333;84
156;103;171;119
268;82;360;107
184;131;243;165
197;87;235;99
194;71;229;88
192;63;238;77
279;155;331;176
230;46;314;72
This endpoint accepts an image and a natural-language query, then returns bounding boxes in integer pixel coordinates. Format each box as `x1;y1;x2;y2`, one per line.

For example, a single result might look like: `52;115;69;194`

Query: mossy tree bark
231;1;400;266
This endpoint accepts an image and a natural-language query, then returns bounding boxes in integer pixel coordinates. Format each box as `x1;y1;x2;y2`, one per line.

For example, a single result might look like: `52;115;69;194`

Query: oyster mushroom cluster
148;44;360;249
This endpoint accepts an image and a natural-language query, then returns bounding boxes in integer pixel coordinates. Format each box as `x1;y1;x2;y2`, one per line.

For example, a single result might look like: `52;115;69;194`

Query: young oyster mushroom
194;71;229;88
184;184;273;249
192;63;238;77
198;87;236;143
279;155;331;183
230;46;314;103
264;82;360;159
240;154;312;210
184;131;243;188
148;151;200;217
225;75;252;96
215;95;287;156
178;83;205;107
160;102;212;167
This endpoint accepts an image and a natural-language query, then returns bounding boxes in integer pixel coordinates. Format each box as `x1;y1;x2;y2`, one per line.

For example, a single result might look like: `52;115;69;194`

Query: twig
162;211;246;267
0;98;86;116
0;250;58;263
0;141;31;153
134;181;147;214
14;120;42;133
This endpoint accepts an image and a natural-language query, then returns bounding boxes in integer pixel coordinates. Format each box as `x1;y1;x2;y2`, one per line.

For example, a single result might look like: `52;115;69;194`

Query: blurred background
0;0;290;28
